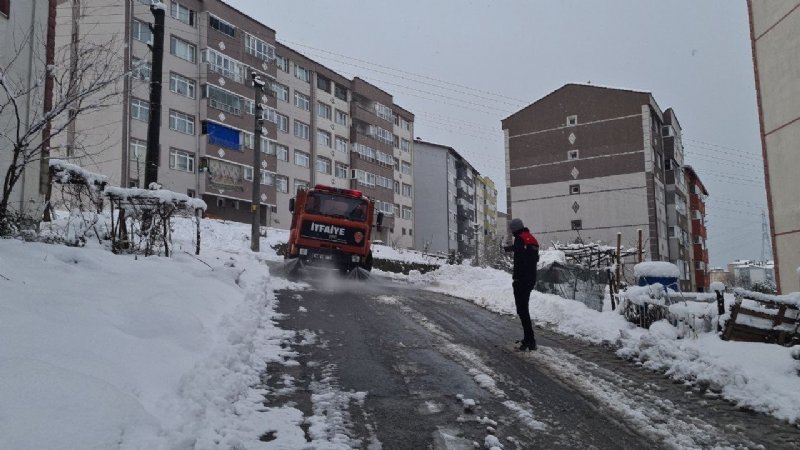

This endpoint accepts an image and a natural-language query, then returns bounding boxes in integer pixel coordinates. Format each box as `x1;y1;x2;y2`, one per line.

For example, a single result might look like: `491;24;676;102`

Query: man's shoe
518;339;536;351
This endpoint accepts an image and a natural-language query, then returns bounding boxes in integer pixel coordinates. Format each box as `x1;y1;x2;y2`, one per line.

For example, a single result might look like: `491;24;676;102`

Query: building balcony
457;205;475;221
691;220;707;239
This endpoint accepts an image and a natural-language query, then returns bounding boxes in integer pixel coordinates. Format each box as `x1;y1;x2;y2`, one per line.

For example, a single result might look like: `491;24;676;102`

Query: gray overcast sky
230;0;767;267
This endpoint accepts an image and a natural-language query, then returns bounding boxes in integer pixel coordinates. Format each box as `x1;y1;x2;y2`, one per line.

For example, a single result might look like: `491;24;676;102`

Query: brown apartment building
502;84;672;260
503;84;710;287
52;0;416;247
685;165;710;291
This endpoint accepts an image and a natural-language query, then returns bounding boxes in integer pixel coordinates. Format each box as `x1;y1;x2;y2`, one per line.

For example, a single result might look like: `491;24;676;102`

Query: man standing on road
504;218;540;351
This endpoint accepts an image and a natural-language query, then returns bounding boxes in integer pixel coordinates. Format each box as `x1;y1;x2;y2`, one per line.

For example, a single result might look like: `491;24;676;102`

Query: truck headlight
299;248;308;256
351;255;361;262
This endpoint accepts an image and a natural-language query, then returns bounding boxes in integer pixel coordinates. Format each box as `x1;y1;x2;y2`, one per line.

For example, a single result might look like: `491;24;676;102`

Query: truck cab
286;184;382;272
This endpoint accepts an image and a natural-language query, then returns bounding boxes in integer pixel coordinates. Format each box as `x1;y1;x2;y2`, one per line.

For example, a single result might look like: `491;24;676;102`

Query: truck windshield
305;192;368;222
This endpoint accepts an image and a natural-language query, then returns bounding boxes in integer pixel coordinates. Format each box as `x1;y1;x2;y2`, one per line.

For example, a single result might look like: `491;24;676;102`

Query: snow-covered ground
1;216;799;449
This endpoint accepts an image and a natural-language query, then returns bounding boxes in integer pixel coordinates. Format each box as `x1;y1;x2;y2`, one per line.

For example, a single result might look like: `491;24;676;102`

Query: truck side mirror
289;198;295;213
376;212;384;226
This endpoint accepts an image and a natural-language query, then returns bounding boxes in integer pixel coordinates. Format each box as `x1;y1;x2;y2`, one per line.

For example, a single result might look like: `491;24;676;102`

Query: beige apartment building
53;0;416;247
1;0;57;222
748;1;800;293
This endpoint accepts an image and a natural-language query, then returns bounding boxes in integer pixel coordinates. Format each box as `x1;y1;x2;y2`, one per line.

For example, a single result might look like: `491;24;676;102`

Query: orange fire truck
285;184;383;274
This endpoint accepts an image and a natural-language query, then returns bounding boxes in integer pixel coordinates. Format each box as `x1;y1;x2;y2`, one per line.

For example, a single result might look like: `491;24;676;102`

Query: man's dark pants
513;280;535;343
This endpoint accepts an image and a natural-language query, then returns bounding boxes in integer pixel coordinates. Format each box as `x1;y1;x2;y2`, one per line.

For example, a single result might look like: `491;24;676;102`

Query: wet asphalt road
262;272;800;449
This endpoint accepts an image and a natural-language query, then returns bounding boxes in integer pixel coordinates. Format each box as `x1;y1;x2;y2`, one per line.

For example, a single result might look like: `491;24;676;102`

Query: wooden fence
722;289;800;346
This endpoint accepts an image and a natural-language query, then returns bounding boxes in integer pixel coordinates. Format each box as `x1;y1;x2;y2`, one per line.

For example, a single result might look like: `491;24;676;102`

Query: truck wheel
362;251;373;272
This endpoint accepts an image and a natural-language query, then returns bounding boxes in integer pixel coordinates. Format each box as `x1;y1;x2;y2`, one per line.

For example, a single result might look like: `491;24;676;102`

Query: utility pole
251;72;266;252
473;223;480;266
144;2;165;188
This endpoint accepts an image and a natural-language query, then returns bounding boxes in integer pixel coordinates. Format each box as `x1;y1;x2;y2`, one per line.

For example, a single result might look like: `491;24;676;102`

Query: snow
2;215;800;449
734;287;800;307
49;158;109;187
710;281;726;292
408;262;800;423
633;261;680;279
104;186;208;211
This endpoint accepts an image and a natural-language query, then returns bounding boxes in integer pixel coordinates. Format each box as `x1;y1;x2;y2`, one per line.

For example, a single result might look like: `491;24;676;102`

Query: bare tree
0;27;127;232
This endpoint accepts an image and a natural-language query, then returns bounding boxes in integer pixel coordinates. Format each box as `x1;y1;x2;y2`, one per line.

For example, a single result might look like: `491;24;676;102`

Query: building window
273;82;289;102
130;138;146;161
401;161;412;176
169;148;195;172
316;156;331;174
275;55;289;72
169;73;195;98
294;65;310;82
169;110;195;135
393;134;400;148
244;32;275;62
243;166;254;181
170;36;196;63
261;170;274;186
276;113;289;133
372;125;393;144
317;75;331;93
394;180;400;194
187;189;195;197
132;59;151;81
335;109;348;126
402;206;413;220
334;83;348;101
294;150;309;168
130;98;149;122
0;0;9;17
275;143;289;161
294;179;309;193
293;91;310;110
374;102;393;121
402;183;412;197
294;120;310;140
335;162;348;178
275;175;288;193
568;149;579;160
132;19;152;43
571;219;582;230
335;136;348;153
318;102;332;120
170;2;195;26
401;138;411;152
216;197;225;208
317;129;331;148
203;49;246;83
567;115;578;126
665;159;672;171
569;184;580;195
206;85;248;116
209;14;236;37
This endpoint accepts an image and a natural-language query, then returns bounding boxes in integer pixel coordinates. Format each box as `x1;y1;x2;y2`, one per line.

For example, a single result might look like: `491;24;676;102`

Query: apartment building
502;84;676;259
748;1;800;293
413;140;489;257
0;0;57;221
662;108;694;291
685;165;710;291
52;0;416;247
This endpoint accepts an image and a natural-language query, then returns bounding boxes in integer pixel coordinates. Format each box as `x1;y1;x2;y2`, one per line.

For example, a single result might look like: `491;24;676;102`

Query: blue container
637;276;679;291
